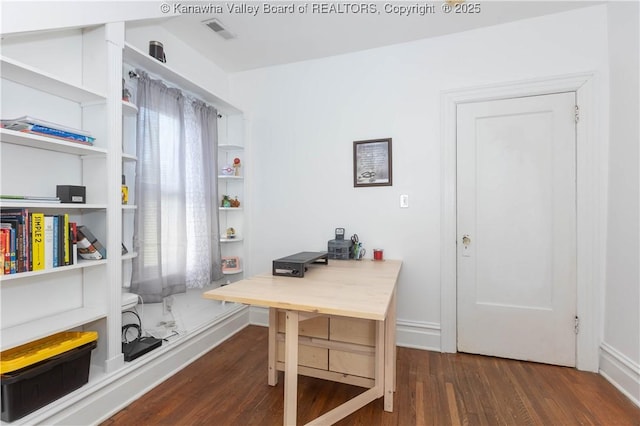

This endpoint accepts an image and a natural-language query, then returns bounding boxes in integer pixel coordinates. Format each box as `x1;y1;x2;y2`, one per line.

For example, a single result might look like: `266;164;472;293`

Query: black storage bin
328;239;353;260
1;339;97;422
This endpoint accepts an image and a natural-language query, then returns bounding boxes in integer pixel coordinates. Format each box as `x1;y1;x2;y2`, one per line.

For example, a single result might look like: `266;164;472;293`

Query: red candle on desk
373;249;384;261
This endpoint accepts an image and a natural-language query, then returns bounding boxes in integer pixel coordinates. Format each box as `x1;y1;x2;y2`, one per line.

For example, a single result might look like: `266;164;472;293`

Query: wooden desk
203;259;402;425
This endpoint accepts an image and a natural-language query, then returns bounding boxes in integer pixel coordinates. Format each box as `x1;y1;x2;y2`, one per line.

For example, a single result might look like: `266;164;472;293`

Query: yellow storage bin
1;331;98;422
0;331;98;374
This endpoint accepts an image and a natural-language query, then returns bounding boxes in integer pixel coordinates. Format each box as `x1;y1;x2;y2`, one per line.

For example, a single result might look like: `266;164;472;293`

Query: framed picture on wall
353;138;393;187
222;256;240;272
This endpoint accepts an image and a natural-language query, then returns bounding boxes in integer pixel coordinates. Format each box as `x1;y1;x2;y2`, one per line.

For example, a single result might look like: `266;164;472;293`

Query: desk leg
284;310;299;426
268;308;278;386
384;288;397;412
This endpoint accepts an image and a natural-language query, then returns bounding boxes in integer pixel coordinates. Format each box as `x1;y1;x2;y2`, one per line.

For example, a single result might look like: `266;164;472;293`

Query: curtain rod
127;70;223;118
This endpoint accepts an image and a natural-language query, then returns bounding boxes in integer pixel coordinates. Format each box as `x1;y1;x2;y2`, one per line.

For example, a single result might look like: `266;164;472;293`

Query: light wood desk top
203;259;402;320
204;258;402;425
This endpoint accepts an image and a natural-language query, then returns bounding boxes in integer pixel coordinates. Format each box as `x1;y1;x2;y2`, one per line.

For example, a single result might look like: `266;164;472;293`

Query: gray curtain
131;70;222;303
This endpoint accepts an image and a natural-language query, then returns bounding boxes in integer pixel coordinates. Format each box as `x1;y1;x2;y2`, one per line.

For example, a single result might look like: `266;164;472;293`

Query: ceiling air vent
203;18;236;40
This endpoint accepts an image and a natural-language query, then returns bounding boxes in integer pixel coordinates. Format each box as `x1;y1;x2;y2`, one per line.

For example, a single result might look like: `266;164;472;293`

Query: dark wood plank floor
102;325;640;426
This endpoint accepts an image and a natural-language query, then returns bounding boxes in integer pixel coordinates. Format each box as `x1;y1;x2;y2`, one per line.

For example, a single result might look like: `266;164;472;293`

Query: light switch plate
400;194;409;208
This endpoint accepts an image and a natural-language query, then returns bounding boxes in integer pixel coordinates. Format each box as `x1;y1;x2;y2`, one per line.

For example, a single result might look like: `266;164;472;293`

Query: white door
456;92;577;367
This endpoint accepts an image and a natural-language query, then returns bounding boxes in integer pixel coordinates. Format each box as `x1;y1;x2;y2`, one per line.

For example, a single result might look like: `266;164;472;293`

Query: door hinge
574;315;580;334
575;105;580;123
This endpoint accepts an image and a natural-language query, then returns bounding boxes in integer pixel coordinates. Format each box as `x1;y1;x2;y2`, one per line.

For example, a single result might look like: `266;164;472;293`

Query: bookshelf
218;137;246;284
0;21;247;424
0;55;106;103
0;128;108;156
121;93;138;299
0;25;118;391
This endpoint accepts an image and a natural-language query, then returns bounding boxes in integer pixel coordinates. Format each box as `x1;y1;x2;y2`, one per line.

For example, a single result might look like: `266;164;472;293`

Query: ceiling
129;1;600;72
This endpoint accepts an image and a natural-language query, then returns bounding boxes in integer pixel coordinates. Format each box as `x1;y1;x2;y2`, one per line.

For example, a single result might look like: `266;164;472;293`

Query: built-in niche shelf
1;307;107;350
123;43;240;116
1;55;106;103
122;100;138;115
1;128;107;156
0;259;108;282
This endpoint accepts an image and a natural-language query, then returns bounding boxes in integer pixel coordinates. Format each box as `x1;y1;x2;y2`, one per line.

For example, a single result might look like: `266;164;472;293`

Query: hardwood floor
102;325;640;426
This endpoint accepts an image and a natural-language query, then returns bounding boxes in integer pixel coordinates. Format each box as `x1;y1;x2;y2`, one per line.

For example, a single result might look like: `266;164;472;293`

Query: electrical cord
122;310;142;344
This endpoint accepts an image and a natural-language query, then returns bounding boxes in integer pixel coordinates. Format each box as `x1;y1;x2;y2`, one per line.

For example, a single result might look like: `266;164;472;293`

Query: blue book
52;215;59;267
28;124;95;144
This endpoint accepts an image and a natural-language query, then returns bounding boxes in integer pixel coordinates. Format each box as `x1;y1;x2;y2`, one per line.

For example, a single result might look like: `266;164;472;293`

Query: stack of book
0;208;106;275
1;116;95;145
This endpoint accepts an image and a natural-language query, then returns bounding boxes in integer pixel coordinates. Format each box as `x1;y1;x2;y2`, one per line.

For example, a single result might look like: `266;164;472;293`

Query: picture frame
353;138;393;187
221;256;240;272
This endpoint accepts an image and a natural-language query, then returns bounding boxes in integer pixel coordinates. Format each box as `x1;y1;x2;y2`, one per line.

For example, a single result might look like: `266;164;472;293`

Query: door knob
462;235;471;246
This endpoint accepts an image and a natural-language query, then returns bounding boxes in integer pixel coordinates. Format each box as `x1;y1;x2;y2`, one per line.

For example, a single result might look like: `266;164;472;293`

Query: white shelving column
105;22;126;373
82;22;126;373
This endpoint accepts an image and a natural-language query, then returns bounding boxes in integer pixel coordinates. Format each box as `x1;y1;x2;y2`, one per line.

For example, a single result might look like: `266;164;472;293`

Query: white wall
230;5;609;349
600;1;640;407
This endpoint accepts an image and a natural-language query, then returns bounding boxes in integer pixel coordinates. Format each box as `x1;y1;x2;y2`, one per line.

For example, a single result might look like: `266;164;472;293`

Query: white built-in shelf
222;269;243;275
0;307;107;350
0;259;108;282
123;43;241;115
122;205;137;211
122;100;138;115
218;175;243;180
218;144;244;151
219;207;243;211
0;201;108;211
122;153;137;161
1;56;107;103
122;252;138;261
1;128;108;156
220;237;243;243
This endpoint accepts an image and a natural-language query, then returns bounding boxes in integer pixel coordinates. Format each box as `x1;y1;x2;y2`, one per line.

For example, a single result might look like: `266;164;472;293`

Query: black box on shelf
0;332;97;422
56;185;86;204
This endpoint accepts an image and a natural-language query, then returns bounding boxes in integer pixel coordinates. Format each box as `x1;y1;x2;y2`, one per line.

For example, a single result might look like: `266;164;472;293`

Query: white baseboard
14;305;250;426
249;307;441;351
599;342;640;408
250;305;270;326
396;319;441;351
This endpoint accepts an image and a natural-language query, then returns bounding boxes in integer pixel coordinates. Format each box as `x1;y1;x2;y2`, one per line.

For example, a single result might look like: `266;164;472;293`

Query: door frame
440;73;604;372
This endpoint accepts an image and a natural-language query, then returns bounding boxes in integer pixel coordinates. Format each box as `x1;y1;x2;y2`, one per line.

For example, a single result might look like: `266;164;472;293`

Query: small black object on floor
122;337;162;362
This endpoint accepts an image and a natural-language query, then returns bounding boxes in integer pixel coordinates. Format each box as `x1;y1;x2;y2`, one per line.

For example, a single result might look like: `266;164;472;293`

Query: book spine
70;222;78;264
53;215;59;267
1;214;23;272
44;216;54;269
63;214;70;266
0;229;5;275
16;223;24;272
28;124;95;144
31;213;45;270
9;227;16;273
3;229;10;274
57;215;64;266
24;209;30;270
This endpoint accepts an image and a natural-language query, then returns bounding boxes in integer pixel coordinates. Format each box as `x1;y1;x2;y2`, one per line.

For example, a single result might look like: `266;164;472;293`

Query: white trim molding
600;342;640;408
250;305;270;326
440;73;605;372
396;320;440;351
